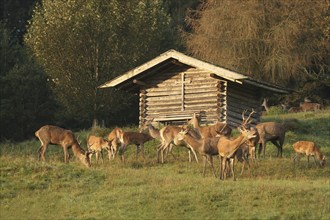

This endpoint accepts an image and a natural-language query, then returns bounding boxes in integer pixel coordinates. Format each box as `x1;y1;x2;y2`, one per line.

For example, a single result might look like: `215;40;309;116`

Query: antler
241;109;256;129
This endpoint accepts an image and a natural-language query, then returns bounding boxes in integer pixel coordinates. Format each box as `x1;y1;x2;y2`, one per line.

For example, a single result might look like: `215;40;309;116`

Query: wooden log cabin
99;50;288;128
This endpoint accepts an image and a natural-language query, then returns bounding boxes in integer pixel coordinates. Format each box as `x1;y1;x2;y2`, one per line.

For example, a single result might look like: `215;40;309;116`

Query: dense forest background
1;0;329;141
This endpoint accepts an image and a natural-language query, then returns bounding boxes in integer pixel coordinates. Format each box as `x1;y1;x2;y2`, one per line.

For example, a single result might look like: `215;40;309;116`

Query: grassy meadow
1;110;330;219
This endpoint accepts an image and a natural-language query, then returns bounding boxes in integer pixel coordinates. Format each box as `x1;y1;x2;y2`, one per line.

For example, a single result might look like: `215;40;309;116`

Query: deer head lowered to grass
35;125;91;167
292;141;326;167
87;135;112;164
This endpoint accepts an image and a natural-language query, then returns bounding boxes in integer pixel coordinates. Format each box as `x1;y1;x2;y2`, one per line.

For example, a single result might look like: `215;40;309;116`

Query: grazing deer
177;127;219;177
255;121;286;158
292;141;326;167
217;110;257;181
87;135;112;164
188;113;232;138
115;128;153;162
35;125;91;167
299;102;321;112
158;125;199;164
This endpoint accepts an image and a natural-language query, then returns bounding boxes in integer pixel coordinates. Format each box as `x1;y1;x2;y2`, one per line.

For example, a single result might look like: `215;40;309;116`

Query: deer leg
157;142;164;163
38;144;46;161
202;156;207;177
243;158;251;177
161;143;170;163
262;142;267;158
292;153;296;166
111;146;116;159
141;144;145;159
107;149;111;161
119;144;126;163
164;143;173;159
63;147;69;163
230;158;236;181
218;155;222;179
221;157;227;180
240;160;245;176
89;152;93;164
271;140;282;158
247;159;251;177
312;155;318;167
135;144;139;159
307;155;310;168
100;150;104;164
257;143;263;159
208;155;216;178
168;143;176;159
190;147;199;163
188;150;192;163
95;152;99;164
225;159;231;178
111;141;117;159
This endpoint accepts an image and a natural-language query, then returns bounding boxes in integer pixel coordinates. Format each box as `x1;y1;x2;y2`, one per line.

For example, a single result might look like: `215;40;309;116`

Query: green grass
1;110;330;219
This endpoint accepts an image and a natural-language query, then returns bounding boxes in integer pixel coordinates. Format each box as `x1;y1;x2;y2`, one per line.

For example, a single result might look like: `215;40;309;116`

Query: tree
0;0;40;43
0;22;55;140
183;0;329;88
25;0;174;127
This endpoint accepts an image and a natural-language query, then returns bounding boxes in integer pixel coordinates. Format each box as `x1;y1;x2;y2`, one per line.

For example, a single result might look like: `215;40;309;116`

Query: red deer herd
35;98;326;180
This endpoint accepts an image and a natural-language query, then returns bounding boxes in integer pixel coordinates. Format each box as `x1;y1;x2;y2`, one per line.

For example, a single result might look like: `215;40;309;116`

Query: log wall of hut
226;81;261;127
139;67;227;126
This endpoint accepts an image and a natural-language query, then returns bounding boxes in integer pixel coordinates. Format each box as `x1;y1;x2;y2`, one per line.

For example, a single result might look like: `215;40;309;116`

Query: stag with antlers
217;110;257;181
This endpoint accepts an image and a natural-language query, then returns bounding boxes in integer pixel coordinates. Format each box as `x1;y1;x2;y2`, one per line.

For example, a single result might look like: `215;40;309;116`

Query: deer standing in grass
217;110;257;181
255;121;286;158
234;140;256;177
35;125;91;167
158;125;199;164
87;135;112;164
176;127;219;177
292;141;326;167
115;128;153;162
140;119;181;161
299;102;321;112
188;113;232;138
107;127;122;158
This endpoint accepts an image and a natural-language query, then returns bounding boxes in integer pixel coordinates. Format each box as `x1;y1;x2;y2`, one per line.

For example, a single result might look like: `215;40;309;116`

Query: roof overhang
99;49;289;94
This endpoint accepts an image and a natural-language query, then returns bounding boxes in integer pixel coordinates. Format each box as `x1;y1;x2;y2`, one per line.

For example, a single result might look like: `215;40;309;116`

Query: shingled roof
99;49;288;94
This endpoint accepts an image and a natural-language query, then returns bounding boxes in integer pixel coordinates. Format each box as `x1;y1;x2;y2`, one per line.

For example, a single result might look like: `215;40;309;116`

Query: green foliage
0;22;55;141
1;110;330;219
24;0;176;127
266;106;287;116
